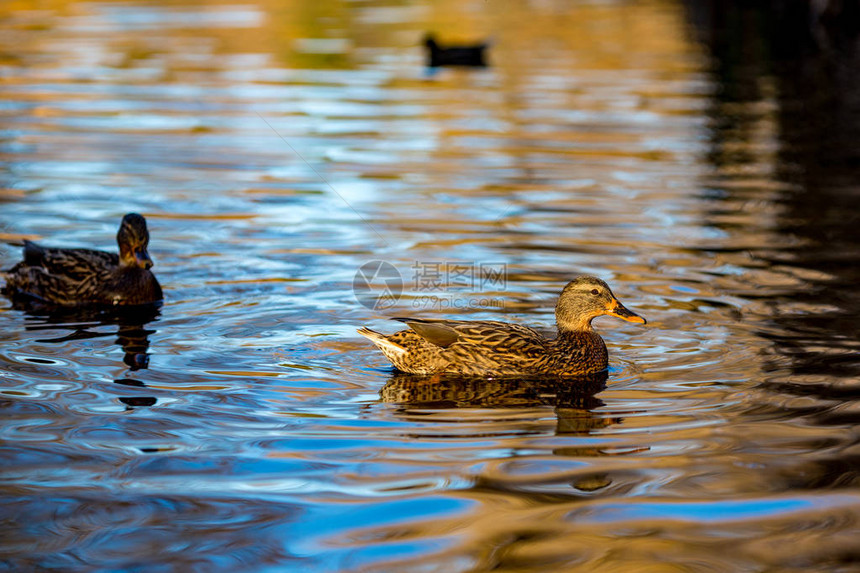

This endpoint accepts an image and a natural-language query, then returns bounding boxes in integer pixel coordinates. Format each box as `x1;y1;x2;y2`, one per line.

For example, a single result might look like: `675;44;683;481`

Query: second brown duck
358;276;645;377
2;213;163;307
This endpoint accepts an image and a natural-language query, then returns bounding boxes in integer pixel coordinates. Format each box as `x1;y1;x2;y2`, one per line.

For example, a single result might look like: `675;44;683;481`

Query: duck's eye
591;289;600;296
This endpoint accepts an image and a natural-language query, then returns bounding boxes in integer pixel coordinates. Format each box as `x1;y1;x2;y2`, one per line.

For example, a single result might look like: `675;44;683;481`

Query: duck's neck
557;327;608;362
557;326;598;342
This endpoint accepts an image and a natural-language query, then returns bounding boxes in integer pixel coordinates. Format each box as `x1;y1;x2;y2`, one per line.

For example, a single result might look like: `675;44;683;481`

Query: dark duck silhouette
359;276;645;377
2;213;163;306
424;34;489;67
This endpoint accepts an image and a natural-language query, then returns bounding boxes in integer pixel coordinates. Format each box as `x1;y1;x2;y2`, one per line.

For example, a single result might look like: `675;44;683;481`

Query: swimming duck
424;34;489;67
358;276;645;377
2;213;163;306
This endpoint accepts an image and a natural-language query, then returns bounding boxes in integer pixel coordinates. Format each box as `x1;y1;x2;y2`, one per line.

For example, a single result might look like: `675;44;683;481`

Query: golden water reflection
2;0;860;570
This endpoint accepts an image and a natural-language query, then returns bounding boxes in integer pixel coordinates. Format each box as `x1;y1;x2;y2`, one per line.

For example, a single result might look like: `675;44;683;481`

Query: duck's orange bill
607;301;646;324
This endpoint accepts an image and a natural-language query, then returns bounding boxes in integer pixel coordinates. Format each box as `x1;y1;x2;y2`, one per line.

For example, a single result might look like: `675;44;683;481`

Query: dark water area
1;0;859;571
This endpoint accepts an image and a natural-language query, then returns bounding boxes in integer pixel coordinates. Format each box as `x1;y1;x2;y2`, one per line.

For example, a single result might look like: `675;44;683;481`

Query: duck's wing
22;241;117;281
3;265;84;305
392;317;547;355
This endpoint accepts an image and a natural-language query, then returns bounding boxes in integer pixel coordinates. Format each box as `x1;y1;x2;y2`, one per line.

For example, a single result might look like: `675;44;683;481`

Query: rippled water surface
2;0;860;570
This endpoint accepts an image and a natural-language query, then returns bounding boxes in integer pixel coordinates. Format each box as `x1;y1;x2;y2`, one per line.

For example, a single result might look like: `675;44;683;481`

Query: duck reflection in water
381;370;647;493
381;370;613;430
381;369;603;407
8;299;161;408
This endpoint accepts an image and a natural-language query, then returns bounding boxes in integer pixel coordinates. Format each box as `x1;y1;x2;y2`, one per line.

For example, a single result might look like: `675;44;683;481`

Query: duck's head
555;276;646;332
423;34;438;49
117;213;153;270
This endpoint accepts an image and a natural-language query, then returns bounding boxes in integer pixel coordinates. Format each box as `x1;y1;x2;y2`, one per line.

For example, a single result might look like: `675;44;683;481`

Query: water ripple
2;0;859;570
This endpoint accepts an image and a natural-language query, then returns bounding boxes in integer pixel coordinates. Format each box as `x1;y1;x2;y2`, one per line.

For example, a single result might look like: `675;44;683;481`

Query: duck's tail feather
357;326;382;340
357;327;407;356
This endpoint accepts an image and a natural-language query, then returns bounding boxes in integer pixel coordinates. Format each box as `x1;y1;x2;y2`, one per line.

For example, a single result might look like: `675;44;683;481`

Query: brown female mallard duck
2;213;163;306
358;276;645;377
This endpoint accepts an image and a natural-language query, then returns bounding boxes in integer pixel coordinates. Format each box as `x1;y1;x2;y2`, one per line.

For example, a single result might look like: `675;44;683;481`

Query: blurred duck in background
424;33;489;68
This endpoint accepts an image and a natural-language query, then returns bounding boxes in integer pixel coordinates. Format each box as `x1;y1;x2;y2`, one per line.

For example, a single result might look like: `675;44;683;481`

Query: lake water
2;0;859;571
